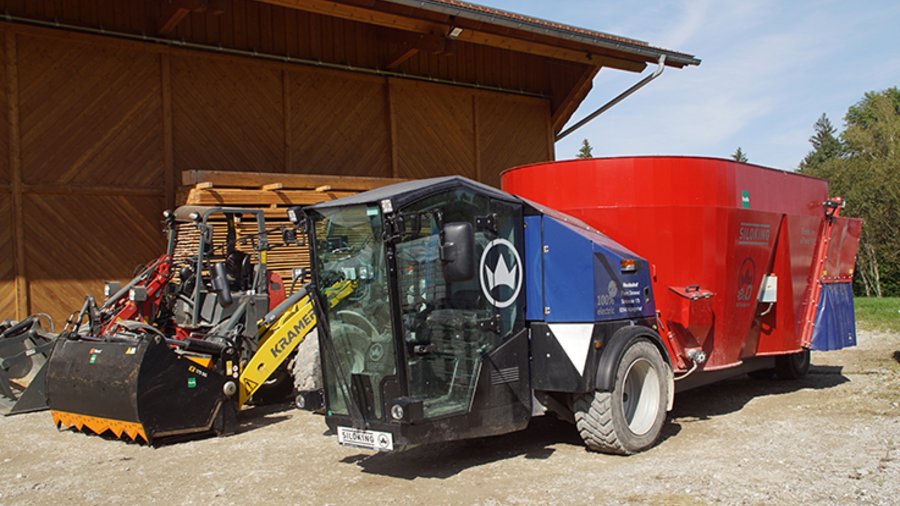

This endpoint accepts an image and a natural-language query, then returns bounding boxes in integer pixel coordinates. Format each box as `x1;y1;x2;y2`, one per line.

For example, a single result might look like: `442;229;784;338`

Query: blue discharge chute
810;282;857;352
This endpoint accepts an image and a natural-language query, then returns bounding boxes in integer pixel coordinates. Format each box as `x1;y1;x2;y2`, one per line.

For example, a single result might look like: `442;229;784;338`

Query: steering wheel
336;310;379;337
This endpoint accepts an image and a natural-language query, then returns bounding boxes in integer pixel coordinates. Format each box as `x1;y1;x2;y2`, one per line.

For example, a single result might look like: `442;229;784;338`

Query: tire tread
574;391;630;455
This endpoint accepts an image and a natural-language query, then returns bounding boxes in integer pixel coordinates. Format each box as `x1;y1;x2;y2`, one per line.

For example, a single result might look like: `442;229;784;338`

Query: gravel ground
1;329;897;505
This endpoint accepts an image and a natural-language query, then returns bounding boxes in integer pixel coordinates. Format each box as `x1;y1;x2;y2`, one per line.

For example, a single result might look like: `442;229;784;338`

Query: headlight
129;287;148;302
390;404;405;421
104;281;121;298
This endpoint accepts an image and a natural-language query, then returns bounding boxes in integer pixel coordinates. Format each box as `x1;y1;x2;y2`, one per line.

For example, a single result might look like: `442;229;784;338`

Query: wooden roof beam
385;46;419;69
379;27;457;68
551;64;601;133
159;0;225;35
256;0;647;70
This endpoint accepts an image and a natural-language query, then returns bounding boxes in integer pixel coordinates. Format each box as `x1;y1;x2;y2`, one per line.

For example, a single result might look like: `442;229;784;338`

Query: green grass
855;297;900;333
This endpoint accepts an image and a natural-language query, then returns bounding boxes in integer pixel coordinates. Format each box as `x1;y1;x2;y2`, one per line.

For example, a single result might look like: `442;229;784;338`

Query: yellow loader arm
238;279;355;406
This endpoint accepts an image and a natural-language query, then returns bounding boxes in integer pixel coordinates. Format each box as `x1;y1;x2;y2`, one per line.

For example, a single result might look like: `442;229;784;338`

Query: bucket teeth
51;410;149;444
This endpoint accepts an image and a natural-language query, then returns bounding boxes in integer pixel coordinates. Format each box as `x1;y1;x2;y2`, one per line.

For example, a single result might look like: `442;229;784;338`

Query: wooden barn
0;0;698;323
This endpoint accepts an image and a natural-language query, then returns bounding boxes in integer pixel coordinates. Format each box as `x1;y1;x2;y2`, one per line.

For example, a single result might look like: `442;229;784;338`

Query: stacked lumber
176;170;404;293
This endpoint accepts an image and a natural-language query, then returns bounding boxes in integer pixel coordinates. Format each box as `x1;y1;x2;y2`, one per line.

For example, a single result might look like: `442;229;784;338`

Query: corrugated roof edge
382;0;700;67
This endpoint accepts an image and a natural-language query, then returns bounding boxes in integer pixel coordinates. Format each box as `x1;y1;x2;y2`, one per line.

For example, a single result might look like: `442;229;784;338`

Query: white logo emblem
479;239;522;308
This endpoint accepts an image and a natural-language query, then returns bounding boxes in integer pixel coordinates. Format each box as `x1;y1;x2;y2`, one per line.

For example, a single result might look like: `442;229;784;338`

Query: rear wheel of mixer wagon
574;340;669;455
774;349;811;380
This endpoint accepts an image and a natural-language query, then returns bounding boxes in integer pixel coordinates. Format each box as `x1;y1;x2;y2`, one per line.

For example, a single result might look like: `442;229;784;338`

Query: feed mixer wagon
296;156;861;455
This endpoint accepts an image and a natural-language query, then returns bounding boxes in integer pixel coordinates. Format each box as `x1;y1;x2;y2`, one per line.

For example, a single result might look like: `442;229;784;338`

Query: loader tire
774;349;810;380
574;340;668;455
250;367;294;405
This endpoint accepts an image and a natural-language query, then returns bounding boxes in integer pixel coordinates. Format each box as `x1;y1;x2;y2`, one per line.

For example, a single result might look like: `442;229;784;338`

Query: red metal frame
100;254;173;336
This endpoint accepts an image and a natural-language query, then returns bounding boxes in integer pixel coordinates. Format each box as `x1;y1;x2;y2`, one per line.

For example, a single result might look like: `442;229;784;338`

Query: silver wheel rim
621;358;660;435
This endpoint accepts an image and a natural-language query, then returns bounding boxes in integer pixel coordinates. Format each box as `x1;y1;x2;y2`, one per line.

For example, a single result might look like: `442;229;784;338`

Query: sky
479;0;900;170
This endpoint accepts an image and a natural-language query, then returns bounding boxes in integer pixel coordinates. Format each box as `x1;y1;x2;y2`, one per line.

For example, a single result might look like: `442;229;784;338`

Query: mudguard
594;325;672;392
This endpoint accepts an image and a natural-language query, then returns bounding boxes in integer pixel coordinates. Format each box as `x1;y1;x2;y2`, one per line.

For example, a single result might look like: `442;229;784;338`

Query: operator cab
307;177;531;451
168;206;273;332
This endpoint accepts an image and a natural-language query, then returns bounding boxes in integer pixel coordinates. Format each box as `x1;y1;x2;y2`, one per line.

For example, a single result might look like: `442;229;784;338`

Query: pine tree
799;113;842;172
577;139;593;159
731;147;749;163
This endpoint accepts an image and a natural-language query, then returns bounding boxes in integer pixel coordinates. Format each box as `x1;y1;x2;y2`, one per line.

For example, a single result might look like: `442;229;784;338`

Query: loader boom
239;279;356;405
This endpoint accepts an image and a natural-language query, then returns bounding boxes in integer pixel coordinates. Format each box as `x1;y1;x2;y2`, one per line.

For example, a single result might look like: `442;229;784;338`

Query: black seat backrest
225;250;252;291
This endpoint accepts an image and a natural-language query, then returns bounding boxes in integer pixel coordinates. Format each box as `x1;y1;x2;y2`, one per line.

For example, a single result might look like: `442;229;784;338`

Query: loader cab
308;177;531;451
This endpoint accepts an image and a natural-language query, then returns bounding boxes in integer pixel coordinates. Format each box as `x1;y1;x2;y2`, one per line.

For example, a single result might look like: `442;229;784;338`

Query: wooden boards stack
176;170;403;293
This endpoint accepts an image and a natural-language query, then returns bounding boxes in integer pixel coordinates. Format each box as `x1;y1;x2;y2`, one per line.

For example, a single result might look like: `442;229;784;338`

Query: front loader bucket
4;362;49;415
45;336;238;445
1;321;54;415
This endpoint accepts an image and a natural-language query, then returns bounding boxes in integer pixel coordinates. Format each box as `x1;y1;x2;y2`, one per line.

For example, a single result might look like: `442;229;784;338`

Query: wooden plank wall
0;198;13;320
0;32;11;320
0;24;552;323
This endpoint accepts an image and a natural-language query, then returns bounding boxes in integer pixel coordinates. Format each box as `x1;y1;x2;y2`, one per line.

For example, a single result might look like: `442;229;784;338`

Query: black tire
250;367;294;405
774;349;811;380
574;340;669;455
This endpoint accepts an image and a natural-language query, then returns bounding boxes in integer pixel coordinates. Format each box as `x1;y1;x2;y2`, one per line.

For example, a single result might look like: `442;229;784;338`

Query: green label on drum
89;354;97;364
187;377;197;389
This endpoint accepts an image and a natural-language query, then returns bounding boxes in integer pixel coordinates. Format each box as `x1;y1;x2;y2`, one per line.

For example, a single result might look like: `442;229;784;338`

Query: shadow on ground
237;401;294;433
341;365;849;479
342;415;583;480
146;401;295;447
671;364;848;420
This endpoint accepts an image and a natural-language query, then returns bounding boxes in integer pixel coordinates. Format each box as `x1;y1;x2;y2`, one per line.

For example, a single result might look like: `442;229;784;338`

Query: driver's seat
225;250;253;291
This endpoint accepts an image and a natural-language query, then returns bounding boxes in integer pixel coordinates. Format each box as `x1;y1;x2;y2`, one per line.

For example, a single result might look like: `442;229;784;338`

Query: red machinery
502;156;862;376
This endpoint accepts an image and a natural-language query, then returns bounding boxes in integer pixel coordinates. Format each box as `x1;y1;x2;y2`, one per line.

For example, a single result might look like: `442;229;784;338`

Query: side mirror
211;262;233;308
441;222;475;282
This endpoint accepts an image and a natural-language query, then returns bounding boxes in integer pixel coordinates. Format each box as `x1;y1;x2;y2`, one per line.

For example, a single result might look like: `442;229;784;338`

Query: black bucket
46;335;238;445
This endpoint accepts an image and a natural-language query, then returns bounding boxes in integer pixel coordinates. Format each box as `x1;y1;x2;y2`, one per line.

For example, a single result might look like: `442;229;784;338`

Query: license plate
337;426;394;451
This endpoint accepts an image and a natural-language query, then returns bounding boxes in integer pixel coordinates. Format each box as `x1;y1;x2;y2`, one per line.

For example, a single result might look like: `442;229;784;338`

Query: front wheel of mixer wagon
574;340;668;455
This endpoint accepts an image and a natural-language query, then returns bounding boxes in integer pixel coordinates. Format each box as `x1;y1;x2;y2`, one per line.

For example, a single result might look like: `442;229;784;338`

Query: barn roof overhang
0;0;699;135
257;0;700;131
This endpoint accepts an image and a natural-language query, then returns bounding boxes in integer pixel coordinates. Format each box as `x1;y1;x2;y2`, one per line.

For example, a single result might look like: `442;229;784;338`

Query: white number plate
337;426;394;451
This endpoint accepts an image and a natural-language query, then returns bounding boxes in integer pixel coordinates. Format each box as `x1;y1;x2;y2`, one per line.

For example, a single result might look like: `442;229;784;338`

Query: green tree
800;87;900;296
799;113;843;172
577;139;594;159
731;147;749;163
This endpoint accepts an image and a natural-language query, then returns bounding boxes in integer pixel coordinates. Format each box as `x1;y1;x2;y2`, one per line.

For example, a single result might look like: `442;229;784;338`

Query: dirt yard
1;329;897;505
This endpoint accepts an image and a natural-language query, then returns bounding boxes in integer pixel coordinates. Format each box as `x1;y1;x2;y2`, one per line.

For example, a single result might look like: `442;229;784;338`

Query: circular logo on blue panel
479;239;522;309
